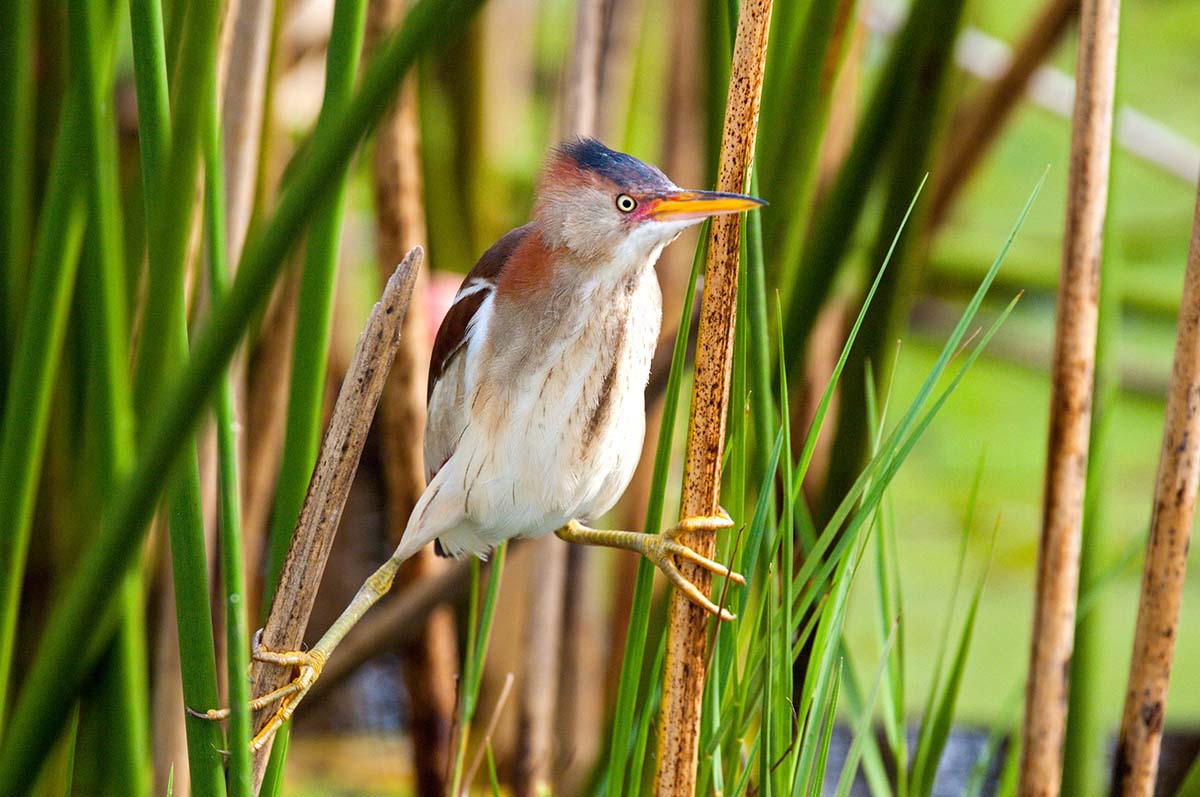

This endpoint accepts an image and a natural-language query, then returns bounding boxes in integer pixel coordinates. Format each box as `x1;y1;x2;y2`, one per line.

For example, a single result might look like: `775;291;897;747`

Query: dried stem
930;0;1078;229
218;0;275;265
653;0;772;793
1113;184;1200;795
1019;1;1119;794
248;248;422;777
366;0;458;792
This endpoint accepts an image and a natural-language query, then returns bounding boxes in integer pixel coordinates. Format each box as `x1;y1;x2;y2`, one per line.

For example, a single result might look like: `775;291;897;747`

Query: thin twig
248;248;423;775
1019;1;1119;794
654;0;773;793
1113;183;1200;795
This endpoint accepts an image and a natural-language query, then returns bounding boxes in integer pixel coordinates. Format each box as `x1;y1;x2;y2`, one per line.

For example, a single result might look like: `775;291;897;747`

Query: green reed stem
0;1;486;790
62;1;149;793
820;0;967;519
131;0;221;417
204;63;253;797
0;104;87;734
263;0;370;609
127;0;228;790
0;0;35;393
779;0;940;372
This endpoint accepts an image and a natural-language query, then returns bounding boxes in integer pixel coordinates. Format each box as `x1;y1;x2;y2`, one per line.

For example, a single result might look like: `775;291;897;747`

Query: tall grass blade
911;519;998;796
449;544;508;796
820;0;968;517
791;176;928;500
835;628;896;797
263;0;370;605
0;0;35;393
780;0;949;363
0;110;87;733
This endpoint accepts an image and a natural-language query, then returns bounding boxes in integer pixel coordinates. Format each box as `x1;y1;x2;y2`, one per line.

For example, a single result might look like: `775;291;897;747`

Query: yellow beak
647;189;766;222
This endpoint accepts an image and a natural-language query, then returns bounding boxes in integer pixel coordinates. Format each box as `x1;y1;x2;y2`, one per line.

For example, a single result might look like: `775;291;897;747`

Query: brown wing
427;223;534;400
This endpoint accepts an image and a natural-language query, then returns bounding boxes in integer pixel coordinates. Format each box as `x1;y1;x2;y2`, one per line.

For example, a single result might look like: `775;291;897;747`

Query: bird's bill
646;190;766;222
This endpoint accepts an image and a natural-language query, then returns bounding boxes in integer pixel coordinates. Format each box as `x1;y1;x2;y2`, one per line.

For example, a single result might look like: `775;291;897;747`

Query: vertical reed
1020;1;1119;793
654;0;772;792
1113;180;1200;796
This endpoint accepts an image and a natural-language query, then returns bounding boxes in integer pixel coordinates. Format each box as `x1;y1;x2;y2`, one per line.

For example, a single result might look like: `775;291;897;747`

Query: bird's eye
615;194;637;213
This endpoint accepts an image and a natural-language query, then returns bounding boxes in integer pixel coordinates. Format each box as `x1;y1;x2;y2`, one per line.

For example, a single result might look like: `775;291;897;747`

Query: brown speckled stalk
653;0;772;793
249;249;421;782
1113;184;1200;796
1020;1;1119;794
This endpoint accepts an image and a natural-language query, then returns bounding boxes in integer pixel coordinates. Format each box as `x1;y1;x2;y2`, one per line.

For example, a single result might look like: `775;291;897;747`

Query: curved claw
666;510;736;540
659;539;745;585
185;644;326;755
654;554;737;621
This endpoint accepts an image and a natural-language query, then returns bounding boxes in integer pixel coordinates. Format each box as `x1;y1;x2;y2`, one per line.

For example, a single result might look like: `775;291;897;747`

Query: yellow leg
555;511;743;621
189;556;401;751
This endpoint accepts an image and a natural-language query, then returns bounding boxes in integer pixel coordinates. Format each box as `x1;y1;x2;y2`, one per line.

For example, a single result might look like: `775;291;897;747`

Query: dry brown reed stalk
930;0;1079;229
513;3;607;794
1020;1;1119;794
247;248;422;782
1113;186;1200;795
813;0;862;197
365;0;459;792
654;0;772;793
152;554;190;797
218;0;276;265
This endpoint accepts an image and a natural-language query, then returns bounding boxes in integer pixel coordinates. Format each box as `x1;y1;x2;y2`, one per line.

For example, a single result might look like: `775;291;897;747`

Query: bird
200;138;765;751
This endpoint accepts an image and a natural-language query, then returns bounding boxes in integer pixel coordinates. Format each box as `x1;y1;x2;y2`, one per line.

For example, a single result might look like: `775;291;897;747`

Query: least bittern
199;138;764;751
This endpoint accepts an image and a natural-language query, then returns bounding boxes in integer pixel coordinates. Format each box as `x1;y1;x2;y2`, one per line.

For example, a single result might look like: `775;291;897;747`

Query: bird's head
532;138;765;264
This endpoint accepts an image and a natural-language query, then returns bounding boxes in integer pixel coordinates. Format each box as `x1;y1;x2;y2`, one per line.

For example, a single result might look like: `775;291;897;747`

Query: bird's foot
187;629;326;752
555;511;743;620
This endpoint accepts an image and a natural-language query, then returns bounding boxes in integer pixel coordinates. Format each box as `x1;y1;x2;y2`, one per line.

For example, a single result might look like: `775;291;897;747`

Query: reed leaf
0;106;87;736
0;0;34;393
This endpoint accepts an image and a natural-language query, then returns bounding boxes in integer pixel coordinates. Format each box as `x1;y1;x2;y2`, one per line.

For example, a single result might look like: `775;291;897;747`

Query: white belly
416;264;661;558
